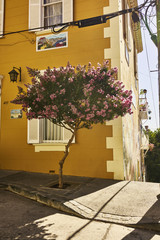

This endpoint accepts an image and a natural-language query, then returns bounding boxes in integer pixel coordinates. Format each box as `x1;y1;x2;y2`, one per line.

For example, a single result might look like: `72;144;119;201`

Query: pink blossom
113;67;118;73
51;75;56;82
96;111;101;116
52;105;58;111
71;105;78;114
89;79;94;84
79;114;85;119
98;89;105;94
86;113;95;120
92;105;97;111
68;77;74;83
83;88;87;96
50;94;57;100
60;89;65;94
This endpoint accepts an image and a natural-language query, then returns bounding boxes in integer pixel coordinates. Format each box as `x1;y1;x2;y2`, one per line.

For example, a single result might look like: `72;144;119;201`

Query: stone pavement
0;169;160;234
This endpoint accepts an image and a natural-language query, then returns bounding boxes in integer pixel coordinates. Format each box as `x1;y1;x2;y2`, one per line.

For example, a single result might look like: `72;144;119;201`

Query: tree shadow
122;194;160;240
66;181;130;240
0;189;63;240
0;172;123;239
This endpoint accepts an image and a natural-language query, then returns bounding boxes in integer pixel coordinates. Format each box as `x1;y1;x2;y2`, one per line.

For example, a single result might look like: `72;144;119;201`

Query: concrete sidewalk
0;169;160;233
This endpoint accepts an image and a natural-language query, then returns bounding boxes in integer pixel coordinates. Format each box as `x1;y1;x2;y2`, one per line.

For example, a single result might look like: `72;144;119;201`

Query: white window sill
35;29;52;36
35;27;68;36
34;143;67;152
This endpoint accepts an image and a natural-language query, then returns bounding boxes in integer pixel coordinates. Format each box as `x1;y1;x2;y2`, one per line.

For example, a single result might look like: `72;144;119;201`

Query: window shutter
0;0;4;38
122;0;126;39
63;127;75;143
63;0;73;23
27;119;43;144
127;23;132;51
29;0;41;31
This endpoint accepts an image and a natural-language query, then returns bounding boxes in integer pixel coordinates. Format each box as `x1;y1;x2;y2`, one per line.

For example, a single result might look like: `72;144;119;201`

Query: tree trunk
58;129;76;188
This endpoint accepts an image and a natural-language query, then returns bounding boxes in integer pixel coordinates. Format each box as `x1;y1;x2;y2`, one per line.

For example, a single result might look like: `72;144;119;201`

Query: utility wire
0;32;35;46
0;1;148;37
143;29;158;128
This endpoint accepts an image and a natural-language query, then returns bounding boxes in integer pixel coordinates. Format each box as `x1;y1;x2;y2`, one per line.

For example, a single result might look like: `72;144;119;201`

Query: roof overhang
128;0;143;53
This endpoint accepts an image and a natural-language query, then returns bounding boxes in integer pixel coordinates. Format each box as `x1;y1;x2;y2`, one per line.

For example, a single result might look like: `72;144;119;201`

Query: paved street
0;189;62;240
1;171;160;239
1;189;160;240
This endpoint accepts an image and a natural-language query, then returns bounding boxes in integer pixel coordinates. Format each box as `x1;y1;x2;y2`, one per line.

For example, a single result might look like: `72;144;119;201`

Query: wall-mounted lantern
8;67;21;82
143;89;147;98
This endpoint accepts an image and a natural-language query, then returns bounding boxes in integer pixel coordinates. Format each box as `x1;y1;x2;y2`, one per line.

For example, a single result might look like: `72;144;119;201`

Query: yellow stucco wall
0;0;114;179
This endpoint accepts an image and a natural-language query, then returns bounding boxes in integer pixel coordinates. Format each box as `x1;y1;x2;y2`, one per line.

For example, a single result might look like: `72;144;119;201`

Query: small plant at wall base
11;61;133;188
144;128;160;182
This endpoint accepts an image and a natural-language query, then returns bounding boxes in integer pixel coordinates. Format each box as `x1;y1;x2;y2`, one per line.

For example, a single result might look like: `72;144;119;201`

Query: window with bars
27;118;75;144
42;0;62;28
43;119;63;142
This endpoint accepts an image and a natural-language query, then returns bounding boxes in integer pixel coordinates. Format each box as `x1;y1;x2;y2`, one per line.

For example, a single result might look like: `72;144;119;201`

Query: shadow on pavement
122;194;160;240
66;181;130;240
0;189;64;240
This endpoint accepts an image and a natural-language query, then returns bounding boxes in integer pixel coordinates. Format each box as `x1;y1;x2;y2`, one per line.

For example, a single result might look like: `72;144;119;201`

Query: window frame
29;0;73;32
41;0;63;29
0;0;4;38
122;0;132;65
27;117;75;144
122;0;131;50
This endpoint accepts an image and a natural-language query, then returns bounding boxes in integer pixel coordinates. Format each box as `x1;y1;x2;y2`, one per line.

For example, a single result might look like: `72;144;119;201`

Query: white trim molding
106;117;124;180
34;143;67;152
0;74;3;96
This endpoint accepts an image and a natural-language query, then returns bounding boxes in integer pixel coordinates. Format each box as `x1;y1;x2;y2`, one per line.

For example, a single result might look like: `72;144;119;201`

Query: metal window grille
43;119;63;142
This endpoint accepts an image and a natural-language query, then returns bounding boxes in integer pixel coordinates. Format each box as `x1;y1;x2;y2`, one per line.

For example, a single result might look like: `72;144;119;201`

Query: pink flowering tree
11;61;132;188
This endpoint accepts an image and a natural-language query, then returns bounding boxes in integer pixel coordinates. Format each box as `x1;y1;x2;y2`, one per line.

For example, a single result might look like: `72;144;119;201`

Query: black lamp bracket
13;67;21;82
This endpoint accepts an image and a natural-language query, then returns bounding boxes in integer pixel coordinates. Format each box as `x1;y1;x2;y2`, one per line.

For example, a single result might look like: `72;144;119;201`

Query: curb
2;182;84;219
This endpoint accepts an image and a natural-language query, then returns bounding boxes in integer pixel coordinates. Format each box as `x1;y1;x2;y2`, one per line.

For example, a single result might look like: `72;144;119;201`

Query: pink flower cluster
11;61;133;130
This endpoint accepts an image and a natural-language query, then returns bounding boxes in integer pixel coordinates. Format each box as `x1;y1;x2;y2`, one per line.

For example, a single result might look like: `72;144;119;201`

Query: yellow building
0;0;145;180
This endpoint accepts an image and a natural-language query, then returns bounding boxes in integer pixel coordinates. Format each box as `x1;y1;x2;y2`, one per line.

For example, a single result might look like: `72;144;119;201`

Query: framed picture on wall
11;109;22;119
36;32;68;52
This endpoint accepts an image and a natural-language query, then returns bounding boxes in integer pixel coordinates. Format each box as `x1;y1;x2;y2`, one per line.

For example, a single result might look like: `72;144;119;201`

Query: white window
122;0;131;59
43;119;63;142
0;0;4;38
27;119;75;144
122;1;131;49
42;0;62;28
29;0;73;31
